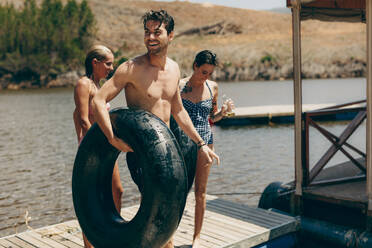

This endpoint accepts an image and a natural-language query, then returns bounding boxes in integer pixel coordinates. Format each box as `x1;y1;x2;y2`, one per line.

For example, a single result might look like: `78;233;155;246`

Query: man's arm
171;84;220;165
92;64;133;152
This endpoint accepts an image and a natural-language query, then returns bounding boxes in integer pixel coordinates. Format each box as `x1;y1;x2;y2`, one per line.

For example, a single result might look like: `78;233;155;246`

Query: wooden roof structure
286;0;372;229
287;0;366;22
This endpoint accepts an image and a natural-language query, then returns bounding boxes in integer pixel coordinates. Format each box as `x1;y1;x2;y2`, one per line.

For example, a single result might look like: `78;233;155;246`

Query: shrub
0;0;96;85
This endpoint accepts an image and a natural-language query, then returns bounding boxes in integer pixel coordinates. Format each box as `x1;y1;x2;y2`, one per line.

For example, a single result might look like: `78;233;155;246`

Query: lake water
0;78;366;237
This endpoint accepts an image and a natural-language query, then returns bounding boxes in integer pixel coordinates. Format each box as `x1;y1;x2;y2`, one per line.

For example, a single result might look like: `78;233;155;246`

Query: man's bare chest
138;74;177;100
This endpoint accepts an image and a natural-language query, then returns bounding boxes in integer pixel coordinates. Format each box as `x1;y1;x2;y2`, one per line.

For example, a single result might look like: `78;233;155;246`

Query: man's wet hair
142;10;174;34
193;50;218;68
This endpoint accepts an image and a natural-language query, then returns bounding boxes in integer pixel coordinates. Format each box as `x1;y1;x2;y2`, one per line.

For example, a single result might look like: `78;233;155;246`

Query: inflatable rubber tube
126;115;197;193
72;108;197;248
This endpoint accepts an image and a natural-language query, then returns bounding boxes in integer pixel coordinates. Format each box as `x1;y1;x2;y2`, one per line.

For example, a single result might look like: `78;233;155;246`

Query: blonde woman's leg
112;161;124;213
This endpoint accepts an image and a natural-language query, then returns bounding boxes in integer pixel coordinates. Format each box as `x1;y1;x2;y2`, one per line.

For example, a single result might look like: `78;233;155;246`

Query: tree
0;0;96;86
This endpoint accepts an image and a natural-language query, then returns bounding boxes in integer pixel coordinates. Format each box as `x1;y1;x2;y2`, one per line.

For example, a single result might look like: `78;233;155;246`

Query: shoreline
0;57;366;91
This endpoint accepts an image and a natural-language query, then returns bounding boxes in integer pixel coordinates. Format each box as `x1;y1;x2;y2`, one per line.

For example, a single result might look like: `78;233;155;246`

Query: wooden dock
216;103;362;126
0;195;299;248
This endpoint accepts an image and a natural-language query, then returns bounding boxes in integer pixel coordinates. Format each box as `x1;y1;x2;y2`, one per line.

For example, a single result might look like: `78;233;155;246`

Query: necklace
182;81;193;93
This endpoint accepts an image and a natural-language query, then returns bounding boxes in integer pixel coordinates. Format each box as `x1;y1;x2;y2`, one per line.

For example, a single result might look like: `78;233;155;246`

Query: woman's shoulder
205;80;218;98
206;79;218;87
77;76;91;87
75;76;92;95
206;79;218;91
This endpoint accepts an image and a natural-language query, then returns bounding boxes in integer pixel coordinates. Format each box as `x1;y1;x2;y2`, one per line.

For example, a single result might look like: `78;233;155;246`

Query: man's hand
109;136;134;153
199;145;220;166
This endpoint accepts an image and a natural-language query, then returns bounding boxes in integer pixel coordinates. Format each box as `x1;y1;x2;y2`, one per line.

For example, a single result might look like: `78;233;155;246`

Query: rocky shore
1;71;81;90
0;57;366;90
212;57;366;82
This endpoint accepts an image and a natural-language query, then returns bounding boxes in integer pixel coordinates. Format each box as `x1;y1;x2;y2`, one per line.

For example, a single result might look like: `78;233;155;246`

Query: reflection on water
0;78;366;236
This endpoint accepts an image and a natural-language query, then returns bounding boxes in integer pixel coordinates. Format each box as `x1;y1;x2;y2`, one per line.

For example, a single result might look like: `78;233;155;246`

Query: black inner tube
72;108;197;248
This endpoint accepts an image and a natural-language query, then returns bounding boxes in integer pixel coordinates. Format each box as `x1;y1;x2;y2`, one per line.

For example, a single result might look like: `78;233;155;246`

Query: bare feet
192;236;201;248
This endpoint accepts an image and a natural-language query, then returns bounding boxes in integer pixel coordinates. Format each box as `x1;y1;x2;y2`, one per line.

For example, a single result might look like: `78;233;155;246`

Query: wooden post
366;0;372;231
291;0;303;215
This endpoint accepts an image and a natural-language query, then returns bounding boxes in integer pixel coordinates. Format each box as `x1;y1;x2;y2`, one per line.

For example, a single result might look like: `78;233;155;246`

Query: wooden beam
366;0;372;231
310;174;366;187
308;119;366;173
309;111;366;182
292;0;303;214
287;0;365;9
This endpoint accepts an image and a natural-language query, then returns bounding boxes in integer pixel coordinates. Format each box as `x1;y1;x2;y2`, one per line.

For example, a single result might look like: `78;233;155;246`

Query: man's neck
147;51;168;70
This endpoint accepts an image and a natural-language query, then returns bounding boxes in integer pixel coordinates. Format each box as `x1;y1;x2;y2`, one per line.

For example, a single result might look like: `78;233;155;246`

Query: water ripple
0;81;366;237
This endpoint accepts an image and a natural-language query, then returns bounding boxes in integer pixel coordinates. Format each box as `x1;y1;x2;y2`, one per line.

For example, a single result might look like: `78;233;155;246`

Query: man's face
144;20;173;55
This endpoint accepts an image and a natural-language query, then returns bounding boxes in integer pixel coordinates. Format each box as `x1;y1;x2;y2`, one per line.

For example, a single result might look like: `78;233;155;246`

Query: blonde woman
73;45;124;248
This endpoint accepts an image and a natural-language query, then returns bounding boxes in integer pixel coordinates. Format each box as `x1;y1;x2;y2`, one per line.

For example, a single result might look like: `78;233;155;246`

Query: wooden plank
309;111;366;182
51;226;83;246
202;212;258;236
207;204;288;230
229;104;336;119
0;239;19;248
48;235;81;248
53;222;83;244
0;238;21;248
207;200;290;227
314;159;365;181
203;210;266;235
15;233;53;248
17;230;66;248
222;231;270;248
206;203;299;242
292;0;304;210
123;206;229;247
42;227;83;248
120;198;267;248
177;212;237;244
0;195;298;248
211;199;295;223
304;180;367;204
4;237;35;248
367;0;372;231
173;212;219;248
216;104;365;126
17;228;82;248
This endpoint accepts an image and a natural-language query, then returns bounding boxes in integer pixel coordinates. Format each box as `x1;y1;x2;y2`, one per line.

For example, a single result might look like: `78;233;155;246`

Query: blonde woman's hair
85;45;113;78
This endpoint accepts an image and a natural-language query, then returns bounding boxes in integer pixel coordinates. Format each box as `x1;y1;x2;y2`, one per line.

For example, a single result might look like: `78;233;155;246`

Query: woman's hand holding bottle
222;94;235;117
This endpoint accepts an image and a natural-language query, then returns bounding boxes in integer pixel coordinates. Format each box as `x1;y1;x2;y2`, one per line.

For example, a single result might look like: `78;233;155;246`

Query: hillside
0;0;367;86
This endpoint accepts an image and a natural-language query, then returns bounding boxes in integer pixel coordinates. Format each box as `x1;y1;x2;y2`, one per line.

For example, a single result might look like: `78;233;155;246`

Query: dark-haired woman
180;50;234;248
73;45;124;248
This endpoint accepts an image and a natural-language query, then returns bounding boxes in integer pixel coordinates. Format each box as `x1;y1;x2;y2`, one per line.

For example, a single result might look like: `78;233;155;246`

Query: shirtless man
92;10;219;248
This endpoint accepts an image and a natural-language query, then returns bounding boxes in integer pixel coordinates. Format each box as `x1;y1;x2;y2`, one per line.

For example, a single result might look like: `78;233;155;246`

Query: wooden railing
303;100;367;187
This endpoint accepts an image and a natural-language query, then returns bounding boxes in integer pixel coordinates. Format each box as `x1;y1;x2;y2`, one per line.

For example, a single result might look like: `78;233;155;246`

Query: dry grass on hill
1;0;367;80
